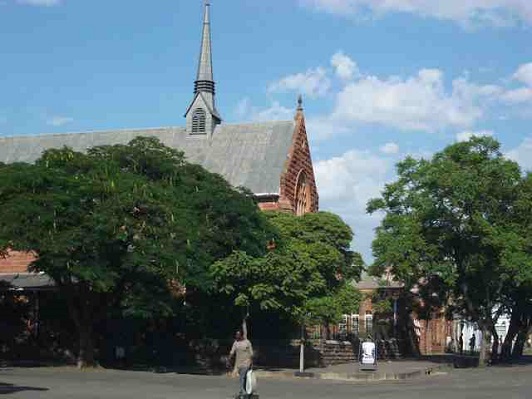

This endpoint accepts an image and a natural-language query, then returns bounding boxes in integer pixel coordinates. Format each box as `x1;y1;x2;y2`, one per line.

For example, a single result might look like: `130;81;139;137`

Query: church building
0;1;318;216
0;1;318;282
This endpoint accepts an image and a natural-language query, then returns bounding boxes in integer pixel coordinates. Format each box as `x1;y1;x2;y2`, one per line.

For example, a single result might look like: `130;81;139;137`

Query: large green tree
493;172;532;360
367;137;528;366
211;211;364;335
0;137;272;367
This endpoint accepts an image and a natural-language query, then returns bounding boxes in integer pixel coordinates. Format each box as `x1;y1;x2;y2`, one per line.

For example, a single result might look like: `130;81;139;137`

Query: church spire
185;0;221;135
195;0;214;93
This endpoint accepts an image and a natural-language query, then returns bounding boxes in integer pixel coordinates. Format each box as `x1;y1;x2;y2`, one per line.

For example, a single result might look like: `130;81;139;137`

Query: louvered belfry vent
191;108;207;134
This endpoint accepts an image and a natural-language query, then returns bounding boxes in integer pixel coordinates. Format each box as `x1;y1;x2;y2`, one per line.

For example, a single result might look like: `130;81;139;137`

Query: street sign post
359;340;378;371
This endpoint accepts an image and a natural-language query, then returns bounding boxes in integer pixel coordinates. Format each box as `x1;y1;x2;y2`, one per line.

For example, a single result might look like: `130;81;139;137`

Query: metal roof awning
0;273;55;291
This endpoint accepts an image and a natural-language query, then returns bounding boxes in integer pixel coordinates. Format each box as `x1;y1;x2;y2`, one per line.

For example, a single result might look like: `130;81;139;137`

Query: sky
1;0;531;263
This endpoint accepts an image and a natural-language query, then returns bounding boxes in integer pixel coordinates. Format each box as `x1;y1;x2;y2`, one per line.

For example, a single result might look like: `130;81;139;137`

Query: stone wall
311;340;356;366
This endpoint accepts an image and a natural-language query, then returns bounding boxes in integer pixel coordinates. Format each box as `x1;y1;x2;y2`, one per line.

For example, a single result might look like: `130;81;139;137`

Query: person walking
228;329;254;398
469;335;476;355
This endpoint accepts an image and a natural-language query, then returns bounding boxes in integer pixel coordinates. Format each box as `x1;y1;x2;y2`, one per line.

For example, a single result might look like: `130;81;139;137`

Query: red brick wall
257;198;292;212
0;250;36;273
278;112;319;214
415;312;451;355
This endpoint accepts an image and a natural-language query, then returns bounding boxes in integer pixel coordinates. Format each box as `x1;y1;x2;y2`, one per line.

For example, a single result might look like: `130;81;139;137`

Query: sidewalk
255;359;451;382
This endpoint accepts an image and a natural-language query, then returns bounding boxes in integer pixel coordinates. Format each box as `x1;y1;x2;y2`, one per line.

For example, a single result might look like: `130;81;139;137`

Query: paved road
1;364;530;398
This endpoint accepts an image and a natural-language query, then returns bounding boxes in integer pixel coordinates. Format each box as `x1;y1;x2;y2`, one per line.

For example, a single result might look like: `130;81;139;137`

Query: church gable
278;101;319;214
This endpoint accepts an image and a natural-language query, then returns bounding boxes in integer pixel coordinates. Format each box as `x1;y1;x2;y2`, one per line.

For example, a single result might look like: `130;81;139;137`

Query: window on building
365;312;373;335
191;108;206;134
338;315;348;338
351;314;359;336
295;171;310;216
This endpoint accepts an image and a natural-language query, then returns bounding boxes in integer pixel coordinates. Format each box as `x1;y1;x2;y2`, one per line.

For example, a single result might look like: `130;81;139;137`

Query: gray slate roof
0;121;295;194
353;271;404;290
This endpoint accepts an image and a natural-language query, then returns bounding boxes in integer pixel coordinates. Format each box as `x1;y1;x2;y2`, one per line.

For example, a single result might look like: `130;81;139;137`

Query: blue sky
1;0;531;263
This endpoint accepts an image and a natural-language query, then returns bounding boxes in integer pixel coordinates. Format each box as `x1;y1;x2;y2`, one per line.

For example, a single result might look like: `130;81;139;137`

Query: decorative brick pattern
278;111;319;214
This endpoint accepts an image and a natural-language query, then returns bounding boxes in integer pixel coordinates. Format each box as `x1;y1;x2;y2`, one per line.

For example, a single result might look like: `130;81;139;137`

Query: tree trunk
64;283;99;369
77;324;96;369
501;305;522;362
478;325;491;367
490;330;499;363
512;328;529;359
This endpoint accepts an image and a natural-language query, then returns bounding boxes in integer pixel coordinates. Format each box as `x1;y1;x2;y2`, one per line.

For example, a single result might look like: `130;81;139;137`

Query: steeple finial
297;95;303;111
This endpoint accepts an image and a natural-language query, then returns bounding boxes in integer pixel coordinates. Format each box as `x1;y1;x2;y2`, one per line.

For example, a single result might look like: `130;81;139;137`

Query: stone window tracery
295;171;310;216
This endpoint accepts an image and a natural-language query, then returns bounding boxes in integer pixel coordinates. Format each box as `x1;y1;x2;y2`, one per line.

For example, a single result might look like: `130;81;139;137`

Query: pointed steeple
185;0;221;135
195;0;214;92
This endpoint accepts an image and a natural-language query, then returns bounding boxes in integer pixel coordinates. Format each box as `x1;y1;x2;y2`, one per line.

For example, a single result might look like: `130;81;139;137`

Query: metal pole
299;323;305;373
393;297;398;337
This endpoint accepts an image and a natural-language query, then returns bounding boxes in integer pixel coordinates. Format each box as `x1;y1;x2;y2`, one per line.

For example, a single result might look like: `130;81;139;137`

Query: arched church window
191;108;206;134
295;171;310;216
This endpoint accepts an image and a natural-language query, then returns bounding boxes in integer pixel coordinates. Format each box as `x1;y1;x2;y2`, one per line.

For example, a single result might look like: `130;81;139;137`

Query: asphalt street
0;364;530;398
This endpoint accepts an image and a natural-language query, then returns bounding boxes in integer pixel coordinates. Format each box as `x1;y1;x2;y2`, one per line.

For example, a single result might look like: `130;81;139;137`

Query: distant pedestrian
228;330;254;398
469;336;476;354
459;334;464;355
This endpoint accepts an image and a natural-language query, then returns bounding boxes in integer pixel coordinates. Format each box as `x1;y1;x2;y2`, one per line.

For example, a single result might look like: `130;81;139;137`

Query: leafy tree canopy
0;137;272;365
211;211;364;325
367;136;531;364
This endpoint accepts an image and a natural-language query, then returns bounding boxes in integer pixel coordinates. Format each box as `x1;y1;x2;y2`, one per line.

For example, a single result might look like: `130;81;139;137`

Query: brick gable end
279;112;319;213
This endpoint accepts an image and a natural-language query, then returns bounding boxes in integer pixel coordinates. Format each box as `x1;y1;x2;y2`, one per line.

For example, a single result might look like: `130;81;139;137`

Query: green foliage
367;136;529;330
211;211;364;325
304;284;363;325
0;137;272;363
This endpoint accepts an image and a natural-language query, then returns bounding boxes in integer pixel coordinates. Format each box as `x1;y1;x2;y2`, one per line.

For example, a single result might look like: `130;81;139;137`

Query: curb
255;364;450;382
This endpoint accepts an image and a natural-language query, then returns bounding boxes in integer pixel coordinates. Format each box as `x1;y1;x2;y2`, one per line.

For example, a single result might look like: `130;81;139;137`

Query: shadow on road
0;382;49;395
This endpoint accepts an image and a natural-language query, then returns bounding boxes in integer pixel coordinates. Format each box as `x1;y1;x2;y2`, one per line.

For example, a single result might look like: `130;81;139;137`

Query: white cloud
315;149;394;261
16;0;60;6
501;87;532;103
46;115;73;127
513;63;532;87
379;142;400;154
268;67;331;98
234;98;293;122
456;130;494;142
499;63;532;103
299;0;532;27
507;137;532;171
331;69;499;132
315;149;389;204
305;114;353;141
331;51;359;81
265;55;529;144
